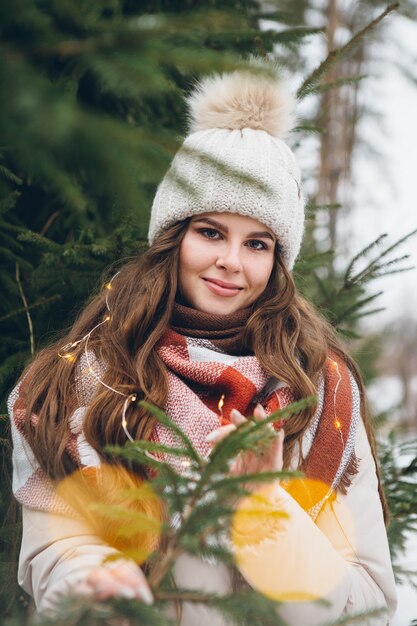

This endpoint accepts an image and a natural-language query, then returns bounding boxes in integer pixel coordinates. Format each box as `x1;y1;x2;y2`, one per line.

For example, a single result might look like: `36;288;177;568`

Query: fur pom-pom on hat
187;70;296;139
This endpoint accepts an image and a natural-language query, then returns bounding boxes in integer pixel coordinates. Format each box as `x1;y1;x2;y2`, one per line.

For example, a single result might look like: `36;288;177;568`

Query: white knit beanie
148;69;304;269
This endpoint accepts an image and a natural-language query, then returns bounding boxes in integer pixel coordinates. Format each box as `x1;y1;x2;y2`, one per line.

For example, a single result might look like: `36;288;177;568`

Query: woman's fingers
72;580;93;597
86;567;112;588
111;564;154;605
253;403;275;430
206;406;268;442
205;408;285;475
254;404;274;431
87;568;119;600
205;423;236;443
271;429;285;471
230;408;247;426
253;403;266;421
85;564;154;604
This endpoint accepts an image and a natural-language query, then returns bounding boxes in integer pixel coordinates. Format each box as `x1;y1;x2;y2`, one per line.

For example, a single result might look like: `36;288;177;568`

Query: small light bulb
58;351;75;362
334;419;341;430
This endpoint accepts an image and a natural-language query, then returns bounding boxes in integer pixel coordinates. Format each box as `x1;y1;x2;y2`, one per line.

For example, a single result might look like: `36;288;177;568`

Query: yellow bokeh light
54;464;162;565
231;489;288;549
231;479;351;603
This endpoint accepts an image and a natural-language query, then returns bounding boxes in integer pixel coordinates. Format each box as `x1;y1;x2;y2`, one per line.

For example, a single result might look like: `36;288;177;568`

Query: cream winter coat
17;412;397;626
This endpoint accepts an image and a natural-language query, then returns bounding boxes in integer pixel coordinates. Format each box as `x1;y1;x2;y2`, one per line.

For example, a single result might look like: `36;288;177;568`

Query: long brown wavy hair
19;217;388;524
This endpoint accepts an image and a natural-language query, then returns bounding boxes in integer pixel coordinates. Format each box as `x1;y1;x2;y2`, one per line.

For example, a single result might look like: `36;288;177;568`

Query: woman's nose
215;245;243;272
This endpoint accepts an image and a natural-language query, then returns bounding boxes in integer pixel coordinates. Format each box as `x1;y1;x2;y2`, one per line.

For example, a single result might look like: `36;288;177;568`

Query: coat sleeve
18;506;142;614
233;415;398;626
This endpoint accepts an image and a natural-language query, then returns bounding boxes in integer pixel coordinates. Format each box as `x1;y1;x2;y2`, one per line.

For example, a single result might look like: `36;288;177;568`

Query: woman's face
178;212;276;315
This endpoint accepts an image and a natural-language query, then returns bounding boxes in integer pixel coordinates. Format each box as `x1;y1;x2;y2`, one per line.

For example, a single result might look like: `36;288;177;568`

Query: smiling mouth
202;278;243;297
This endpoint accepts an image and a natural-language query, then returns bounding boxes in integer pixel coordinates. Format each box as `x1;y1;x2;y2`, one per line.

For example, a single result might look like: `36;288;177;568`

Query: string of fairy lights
328;357;344;449
58;276;345;452
58;272;136;443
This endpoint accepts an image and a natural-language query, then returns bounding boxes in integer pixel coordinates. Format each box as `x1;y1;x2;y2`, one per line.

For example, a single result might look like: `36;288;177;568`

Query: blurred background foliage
1;0;416;623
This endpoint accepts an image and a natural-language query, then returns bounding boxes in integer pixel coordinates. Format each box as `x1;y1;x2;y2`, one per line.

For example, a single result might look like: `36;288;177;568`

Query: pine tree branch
156;590;218;602
333;291;383;324
40;211;61;236
205;469;300;493
0;191;21;214
305;74;367;96
140;401;205;469
344;234;388;285
0;295;60;323
0;164;22;185
297;4;399;99
345;229;417;287
15;262;34;355
293;122;325;134
145;398;314;589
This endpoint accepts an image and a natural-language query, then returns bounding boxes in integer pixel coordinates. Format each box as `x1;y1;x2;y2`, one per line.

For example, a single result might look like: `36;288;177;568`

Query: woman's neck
170;302;253;355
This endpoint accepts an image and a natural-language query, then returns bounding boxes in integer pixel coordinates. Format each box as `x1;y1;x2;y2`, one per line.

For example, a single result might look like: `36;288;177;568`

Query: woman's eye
199;228;220;239
247;240;267;250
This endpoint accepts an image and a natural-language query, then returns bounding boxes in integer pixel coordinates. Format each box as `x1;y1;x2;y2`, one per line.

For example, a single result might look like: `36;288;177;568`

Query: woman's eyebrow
193;217;275;241
193;217;228;232
247;230;275;241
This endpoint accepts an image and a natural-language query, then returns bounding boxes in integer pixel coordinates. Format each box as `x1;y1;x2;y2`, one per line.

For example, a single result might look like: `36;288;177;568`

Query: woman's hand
74;561;154;604
205;403;284;476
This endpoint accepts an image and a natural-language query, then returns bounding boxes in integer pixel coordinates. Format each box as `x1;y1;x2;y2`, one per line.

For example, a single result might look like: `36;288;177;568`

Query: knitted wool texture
171;301;252;355
148;70;304;269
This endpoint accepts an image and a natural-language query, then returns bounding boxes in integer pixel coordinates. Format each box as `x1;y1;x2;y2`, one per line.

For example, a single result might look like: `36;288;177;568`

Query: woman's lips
202;278;243;297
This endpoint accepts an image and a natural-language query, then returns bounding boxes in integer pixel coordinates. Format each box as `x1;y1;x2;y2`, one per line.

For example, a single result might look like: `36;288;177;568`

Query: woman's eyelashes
247;239;268;251
196;228;269;251
198;227;220;240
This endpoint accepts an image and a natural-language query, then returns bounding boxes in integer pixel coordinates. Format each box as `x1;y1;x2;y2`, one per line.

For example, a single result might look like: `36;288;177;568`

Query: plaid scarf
156;305;359;518
9;304;360;520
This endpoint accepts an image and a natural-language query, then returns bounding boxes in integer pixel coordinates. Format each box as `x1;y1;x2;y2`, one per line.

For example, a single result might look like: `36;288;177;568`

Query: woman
9;69;397;625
